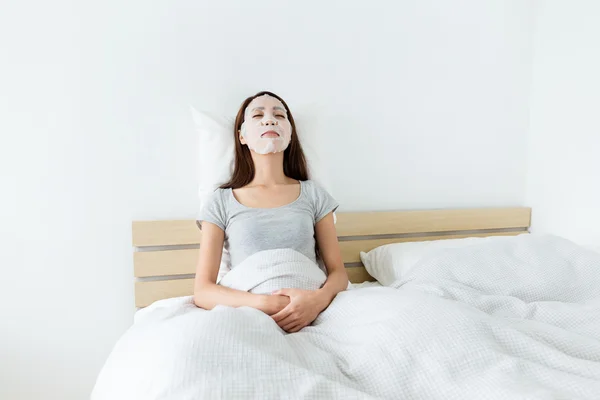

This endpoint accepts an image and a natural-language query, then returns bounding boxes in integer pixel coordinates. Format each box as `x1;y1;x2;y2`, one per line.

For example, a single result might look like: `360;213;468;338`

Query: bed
130;207;532;307
92;207;600;399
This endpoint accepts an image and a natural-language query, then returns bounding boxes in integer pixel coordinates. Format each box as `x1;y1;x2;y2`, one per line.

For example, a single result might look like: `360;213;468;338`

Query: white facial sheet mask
240;95;292;154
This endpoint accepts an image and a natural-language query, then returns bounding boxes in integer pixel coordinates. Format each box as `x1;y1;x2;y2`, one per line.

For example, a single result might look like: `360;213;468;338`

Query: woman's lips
261;131;280;138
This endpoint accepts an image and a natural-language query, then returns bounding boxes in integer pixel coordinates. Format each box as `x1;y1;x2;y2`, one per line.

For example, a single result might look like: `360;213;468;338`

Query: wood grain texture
335;207;531;237
339;231;527;263
346;266;375;283
134;249;199;277
132;220;200;247
131;208;531;246
135;278;195;308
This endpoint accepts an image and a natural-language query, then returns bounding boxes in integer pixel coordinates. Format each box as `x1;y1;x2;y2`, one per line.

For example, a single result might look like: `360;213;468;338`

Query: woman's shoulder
213;186;230;196
301;179;337;203
203;187;232;208
198;187;232;230
300;179;338;222
302;179;329;194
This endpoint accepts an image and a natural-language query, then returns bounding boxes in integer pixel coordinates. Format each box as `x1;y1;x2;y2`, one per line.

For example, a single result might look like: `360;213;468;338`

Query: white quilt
92;236;600;399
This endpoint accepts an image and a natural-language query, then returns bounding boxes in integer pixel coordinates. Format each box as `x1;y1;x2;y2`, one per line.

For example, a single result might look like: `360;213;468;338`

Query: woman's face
240;94;292;154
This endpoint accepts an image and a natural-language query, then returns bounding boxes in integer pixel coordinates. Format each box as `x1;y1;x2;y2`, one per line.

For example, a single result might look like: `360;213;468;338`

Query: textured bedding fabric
92;236;600;399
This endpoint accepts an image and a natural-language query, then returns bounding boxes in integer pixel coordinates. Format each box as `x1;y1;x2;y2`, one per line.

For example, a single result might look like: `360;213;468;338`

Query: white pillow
191;107;235;210
360;235;519;286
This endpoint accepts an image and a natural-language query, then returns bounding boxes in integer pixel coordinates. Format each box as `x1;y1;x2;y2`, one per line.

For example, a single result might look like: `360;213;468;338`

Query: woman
194;91;348;333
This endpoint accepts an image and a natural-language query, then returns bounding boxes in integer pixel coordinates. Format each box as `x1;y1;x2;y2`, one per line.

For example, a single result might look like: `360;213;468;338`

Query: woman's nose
263;118;278;126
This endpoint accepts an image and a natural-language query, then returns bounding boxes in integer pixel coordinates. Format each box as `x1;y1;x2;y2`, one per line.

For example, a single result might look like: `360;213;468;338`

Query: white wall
1;1;534;399
526;0;600;247
130;0;534;214
1;2;135;399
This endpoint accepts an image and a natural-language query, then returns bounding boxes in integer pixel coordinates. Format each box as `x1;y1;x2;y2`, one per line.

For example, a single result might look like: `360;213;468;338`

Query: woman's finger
272;305;293;322
287;323;304;333
283;319;300;331
277;313;296;327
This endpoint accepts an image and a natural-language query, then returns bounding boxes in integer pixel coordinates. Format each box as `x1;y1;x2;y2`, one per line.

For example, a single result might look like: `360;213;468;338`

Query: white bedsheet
92;236;600;399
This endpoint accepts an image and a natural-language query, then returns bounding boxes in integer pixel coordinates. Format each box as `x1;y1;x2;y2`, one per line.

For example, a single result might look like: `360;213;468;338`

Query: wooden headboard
132;207;531;307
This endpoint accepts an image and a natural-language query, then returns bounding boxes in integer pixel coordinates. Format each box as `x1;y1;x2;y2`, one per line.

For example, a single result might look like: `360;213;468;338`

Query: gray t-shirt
198;180;339;268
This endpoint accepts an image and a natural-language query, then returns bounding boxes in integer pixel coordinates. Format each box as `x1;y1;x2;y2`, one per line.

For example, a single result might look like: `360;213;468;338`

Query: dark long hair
220;91;309;189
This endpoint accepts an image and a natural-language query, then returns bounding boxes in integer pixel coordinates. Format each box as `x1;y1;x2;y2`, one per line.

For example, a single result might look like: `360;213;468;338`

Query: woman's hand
259;294;290;315
271;289;331;333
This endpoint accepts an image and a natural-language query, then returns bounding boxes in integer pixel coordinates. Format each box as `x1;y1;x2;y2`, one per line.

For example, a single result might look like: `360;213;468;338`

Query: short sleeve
311;181;339;223
197;189;227;231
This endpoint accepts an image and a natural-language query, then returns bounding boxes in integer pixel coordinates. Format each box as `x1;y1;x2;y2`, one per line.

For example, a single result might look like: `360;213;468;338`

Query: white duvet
92;235;600;399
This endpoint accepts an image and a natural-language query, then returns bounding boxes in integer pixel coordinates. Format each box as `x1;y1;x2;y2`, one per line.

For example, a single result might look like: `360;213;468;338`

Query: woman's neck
249;151;288;187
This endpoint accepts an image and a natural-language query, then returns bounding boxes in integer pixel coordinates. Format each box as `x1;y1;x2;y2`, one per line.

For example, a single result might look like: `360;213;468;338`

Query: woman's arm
314;211;349;302
272;212;348;332
193;221;289;314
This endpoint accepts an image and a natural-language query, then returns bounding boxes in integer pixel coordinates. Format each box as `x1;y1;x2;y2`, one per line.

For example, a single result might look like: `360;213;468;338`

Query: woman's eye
252;114;262;119
276;114;285;118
